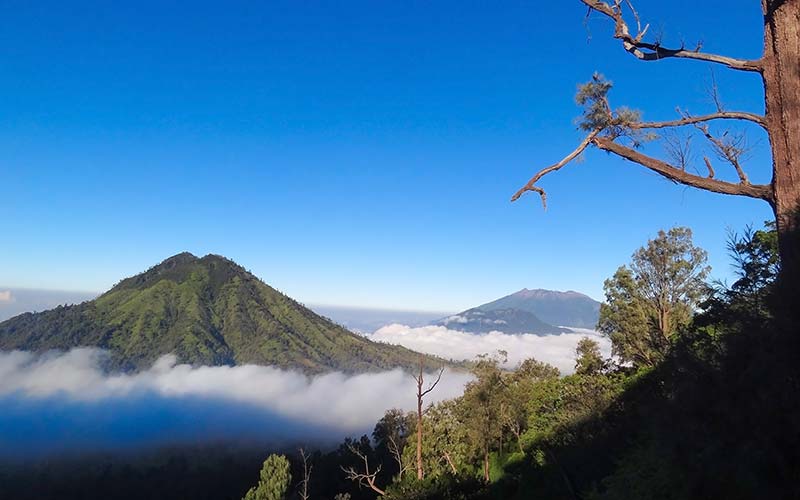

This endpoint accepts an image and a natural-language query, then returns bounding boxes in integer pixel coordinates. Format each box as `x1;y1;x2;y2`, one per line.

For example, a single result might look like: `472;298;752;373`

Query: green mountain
0;253;438;373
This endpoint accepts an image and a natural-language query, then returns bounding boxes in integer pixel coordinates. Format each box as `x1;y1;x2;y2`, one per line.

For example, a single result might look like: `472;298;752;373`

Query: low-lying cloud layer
0;349;471;458
372;324;611;374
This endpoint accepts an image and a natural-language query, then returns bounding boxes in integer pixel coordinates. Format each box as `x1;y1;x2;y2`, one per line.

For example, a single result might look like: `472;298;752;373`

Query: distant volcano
0;253;439;373
475;288;601;329
435;288;601;334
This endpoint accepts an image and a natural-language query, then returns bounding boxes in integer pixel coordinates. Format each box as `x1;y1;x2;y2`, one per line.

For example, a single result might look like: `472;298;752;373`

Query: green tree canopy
598;227;710;367
242;454;291;500
575;337;605;376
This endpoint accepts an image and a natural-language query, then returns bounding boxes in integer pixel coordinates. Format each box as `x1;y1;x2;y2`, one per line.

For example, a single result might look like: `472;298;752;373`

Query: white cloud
442;315;469;324
371;324;612;374
0;291;12;303
0;349;471;440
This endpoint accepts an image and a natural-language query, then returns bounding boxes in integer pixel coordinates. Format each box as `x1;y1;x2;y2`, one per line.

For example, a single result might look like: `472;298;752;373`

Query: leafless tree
387;434;411;481
341;444;386;496
411;355;444;480
512;0;800;280
298;447;312;500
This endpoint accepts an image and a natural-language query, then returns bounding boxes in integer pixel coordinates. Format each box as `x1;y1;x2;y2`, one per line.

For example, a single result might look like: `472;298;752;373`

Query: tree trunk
763;0;800;283
483;445;490;482
416;395;424;480
443;450;458;474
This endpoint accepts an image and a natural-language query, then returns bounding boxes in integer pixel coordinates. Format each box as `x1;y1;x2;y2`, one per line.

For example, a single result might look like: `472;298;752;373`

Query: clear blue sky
0;0;774;311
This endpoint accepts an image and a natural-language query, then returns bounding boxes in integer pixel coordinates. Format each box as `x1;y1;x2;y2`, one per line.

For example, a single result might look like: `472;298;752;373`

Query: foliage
242;454;291;500
574;337;605;376
598;227;710;367
575;73;653;146
0;252;445;374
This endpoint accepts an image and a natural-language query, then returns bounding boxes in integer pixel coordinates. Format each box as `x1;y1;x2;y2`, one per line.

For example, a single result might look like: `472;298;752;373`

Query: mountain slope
0;253;439;373
436;308;568;335
476;288;601;328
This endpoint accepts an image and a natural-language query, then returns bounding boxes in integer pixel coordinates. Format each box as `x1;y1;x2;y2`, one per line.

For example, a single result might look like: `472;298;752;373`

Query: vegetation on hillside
0;253;445;374
233;221;797;500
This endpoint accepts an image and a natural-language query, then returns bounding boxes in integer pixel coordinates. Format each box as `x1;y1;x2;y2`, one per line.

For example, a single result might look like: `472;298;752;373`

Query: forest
224;220;795;500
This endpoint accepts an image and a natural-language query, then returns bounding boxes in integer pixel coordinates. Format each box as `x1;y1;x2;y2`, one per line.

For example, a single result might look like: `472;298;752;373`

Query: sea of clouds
0;324;610;458
0;349;471;458
371;324;611;374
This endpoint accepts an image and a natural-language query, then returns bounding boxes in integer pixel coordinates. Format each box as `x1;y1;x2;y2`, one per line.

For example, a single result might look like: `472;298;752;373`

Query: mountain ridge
0;253;442;373
476;288;601;329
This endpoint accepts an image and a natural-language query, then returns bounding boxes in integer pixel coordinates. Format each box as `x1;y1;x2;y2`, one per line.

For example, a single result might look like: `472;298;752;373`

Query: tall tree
511;1;800;280
502;358;561;454
242;454;292;500
460;352;507;482
598;227;710;367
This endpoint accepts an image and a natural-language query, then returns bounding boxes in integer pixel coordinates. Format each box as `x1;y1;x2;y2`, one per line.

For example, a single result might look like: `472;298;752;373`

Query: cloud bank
0;349;471;458
372;324;611;374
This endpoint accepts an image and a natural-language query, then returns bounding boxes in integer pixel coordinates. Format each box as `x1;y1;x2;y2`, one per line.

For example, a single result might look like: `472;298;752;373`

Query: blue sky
0;1;773;311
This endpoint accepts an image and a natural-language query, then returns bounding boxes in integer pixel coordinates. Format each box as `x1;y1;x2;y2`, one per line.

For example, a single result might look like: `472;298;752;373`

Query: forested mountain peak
0;253;439;373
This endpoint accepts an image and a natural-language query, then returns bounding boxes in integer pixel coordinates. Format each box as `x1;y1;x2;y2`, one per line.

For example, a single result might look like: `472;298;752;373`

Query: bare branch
388;435;411;481
703;156;716;178
298;448;312;500
693;123;751;184
706;69;725;112
581;0;762;72
511;129;600;206
592;136;772;201
442;451;458;475
662;130;693;171
342;444;386;496
630;111;767;130
420;366;444;398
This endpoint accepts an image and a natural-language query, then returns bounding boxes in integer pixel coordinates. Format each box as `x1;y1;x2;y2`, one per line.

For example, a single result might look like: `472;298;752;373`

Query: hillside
476;288;601;328
0;253;440;373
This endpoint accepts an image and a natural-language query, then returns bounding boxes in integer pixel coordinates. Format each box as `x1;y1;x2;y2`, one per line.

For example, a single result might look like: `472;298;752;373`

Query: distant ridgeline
0;253;441;373
435;288;600;334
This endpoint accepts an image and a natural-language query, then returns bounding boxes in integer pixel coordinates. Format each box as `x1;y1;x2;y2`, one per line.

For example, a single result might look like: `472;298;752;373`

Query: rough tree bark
762;0;800;278
513;0;800;280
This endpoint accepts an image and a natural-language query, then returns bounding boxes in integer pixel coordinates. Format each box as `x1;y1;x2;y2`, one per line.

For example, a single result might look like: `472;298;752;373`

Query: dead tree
512;0;800;282
298;448;312;500
388;434;411;481
411;356;444;480
341;444;386;496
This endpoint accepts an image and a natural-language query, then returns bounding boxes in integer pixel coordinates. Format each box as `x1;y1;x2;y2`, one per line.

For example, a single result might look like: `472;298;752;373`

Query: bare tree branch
298;448;312;500
693;122;751;184
388;435;411;481
630;111;767;130
342;444;386;496
703;156;716;178
442;450;458;475
420;366;444;398
581;0;762;72
511;130;600;206
662;130;693;171
592;136;772;201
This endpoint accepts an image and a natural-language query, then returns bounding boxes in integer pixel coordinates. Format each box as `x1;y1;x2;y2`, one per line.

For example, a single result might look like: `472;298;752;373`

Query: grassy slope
0;253;441;373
